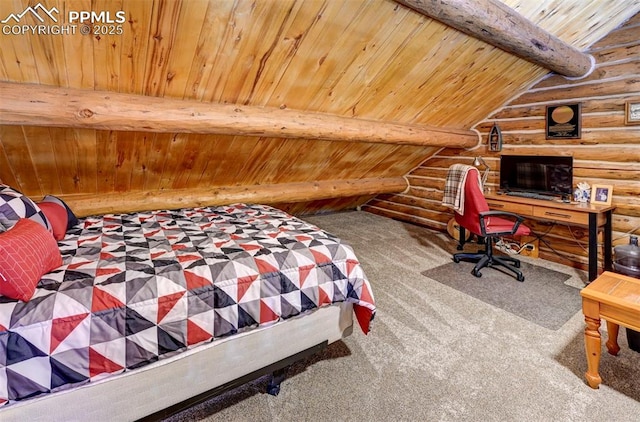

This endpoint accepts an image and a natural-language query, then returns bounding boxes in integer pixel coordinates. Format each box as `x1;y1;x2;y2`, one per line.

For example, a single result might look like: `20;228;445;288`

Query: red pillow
37;201;69;240
0;218;62;302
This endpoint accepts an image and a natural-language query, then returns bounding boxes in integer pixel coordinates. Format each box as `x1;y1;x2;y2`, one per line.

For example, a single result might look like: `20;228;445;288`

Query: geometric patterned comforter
0;204;375;406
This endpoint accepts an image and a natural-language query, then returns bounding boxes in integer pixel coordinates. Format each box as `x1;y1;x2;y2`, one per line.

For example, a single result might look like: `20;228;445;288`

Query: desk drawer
486;200;532;216
533;207;589;225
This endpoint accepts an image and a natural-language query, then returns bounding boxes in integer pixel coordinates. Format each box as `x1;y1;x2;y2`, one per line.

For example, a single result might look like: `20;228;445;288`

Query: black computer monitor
499;155;573;197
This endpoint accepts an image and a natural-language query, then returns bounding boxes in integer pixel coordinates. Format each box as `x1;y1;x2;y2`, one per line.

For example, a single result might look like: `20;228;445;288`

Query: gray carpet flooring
165;211;640;422
422;260;579;330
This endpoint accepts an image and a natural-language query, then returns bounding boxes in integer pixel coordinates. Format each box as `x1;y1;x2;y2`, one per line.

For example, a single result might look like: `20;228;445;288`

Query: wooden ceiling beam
396;0;594;78
60;177;409;217
0;82;478;148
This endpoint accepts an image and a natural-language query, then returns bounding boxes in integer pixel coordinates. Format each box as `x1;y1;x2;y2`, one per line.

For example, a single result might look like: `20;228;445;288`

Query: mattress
0;203;375;407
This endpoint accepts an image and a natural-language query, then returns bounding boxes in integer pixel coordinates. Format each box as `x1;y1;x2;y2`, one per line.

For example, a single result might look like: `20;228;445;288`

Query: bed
0;195;375;421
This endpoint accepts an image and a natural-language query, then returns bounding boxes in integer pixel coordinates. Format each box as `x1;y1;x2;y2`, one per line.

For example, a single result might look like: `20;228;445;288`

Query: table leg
458;226;466;250
605;321;620;356
588;213;598;282
603;210;613;272
584;314;602;388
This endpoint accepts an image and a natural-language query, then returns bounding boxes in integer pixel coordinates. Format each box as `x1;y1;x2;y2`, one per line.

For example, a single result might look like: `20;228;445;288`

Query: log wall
2;0;637;217
366;13;640;271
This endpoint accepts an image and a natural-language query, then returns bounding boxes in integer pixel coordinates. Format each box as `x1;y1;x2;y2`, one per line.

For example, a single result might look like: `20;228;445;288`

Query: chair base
453;243;525;282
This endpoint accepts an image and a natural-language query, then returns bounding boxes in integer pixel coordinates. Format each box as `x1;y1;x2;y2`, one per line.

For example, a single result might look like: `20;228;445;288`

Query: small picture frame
625;101;640;125
590;184;613;206
546;103;581;139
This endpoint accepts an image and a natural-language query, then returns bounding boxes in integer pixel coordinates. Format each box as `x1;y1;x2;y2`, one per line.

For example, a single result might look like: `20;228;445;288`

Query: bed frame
0;303;354;422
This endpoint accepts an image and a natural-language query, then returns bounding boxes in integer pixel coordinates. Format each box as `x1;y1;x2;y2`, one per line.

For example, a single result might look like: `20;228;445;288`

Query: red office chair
452;168;531;282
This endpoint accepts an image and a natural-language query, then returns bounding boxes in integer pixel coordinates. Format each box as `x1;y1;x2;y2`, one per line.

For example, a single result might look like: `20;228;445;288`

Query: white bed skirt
0;303;354;422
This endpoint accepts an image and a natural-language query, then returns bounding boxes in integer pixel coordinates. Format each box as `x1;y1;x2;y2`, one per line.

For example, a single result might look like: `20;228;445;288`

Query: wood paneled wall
366;13;640;271
2;0;638;218
0;125;427;215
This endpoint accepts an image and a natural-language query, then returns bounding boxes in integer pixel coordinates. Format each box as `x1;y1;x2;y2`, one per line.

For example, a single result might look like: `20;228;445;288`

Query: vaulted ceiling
0;0;638;215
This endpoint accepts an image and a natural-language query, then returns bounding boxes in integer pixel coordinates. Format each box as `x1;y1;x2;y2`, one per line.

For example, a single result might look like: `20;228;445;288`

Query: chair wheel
472;269;482;278
517;274;525;282
453;257;460;263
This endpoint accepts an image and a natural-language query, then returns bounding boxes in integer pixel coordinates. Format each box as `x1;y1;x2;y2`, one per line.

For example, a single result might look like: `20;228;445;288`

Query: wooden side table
580;271;640;388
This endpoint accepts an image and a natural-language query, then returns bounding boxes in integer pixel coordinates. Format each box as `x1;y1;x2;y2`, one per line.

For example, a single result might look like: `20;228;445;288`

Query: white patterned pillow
0;185;52;232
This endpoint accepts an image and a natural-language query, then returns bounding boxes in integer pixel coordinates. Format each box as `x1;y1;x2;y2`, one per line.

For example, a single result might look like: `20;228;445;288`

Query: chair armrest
479;210;525;220
478;210;525;236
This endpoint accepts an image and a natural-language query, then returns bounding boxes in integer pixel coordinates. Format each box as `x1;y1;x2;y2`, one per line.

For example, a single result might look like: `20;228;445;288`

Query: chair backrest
454;167;490;236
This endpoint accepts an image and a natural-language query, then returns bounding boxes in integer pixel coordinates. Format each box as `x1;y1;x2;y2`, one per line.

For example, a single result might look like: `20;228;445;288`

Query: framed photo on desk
591;184;613;206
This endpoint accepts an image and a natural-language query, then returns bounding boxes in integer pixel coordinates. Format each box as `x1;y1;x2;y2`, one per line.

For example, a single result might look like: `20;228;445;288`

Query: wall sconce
488;123;502;152
473;156;490;188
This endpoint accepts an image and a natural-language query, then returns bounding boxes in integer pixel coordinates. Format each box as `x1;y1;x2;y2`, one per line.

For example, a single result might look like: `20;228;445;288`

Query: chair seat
485;216;531;236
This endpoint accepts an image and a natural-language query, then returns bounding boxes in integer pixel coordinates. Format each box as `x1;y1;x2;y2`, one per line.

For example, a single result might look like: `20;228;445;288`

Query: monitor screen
499;155;573;196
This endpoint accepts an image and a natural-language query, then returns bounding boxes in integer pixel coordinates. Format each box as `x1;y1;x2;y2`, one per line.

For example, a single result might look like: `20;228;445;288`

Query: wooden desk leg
583;298;602;388
605;321;620;356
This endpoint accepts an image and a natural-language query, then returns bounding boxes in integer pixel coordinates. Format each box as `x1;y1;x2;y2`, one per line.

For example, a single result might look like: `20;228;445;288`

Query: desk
484;193;615;282
580;271;640;388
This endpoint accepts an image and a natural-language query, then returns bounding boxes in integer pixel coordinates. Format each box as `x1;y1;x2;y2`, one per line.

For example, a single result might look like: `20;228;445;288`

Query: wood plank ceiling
0;0;638;215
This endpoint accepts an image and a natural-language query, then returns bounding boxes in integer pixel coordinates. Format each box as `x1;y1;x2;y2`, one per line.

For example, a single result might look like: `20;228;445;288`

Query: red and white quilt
0;204;375;406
